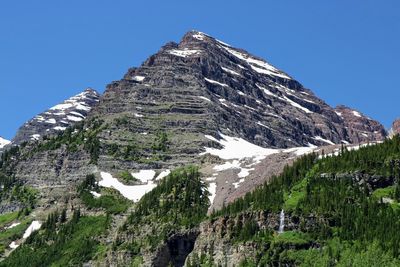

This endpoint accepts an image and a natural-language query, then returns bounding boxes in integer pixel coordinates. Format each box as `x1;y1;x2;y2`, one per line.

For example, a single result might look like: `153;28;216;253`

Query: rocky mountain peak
11;88;100;145
98;30;388;165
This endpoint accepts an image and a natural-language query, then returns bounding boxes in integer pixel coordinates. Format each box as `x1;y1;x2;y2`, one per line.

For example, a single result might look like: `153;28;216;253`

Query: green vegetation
118;171;139;183
1;210;109;267
28;118;105;163
0;212;31;255
128;166;208;228
209;135;400;266
116;166;209;254
78;174;131;214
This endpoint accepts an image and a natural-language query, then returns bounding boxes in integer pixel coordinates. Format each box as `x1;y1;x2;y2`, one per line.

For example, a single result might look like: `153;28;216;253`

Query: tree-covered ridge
206;136;400;266
212;153;317;217
128;166;209;227
1;210;109;267
78;174;131;214
115;166;209;255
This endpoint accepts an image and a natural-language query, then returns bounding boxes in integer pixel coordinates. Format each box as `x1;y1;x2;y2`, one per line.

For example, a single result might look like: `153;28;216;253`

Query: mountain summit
96;30;385;157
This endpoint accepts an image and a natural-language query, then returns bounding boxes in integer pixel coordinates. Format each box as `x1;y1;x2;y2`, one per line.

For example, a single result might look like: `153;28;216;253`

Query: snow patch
99;172;156;202
131;170;156;183
23;221;42;239
205;78;228;87
31;134;41;141
90;191;101;198
208;182;217;205
45;118;57;124
53;126;67;131
132;76;145;82
220;46;290;79
168;49;201;58
0;137;10;149
9;241;19;249
201;132;279;160
6;222;21;229
257;84;313;113
155;170;171;181
221;66;241;76
197;96;211;102
313;136;335;145
352;110;362;117
67;115;83;122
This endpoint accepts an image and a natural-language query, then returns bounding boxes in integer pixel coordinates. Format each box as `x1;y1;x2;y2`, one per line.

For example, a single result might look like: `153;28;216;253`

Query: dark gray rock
334;105;386;143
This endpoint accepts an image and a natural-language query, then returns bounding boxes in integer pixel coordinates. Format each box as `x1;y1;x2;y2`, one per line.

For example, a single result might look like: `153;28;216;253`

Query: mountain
94;30;384;161
11;88;100;145
0;31;393;266
0;137;10;149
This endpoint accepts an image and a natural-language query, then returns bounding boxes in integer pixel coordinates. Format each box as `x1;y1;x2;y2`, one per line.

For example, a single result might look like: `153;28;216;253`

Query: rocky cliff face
93;30;385;162
390;118;400;136
186;211;321;266
11;88;100;145
334;105;386;143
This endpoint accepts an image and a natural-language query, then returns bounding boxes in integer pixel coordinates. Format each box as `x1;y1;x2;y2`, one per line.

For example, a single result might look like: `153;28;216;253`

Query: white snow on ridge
49;90;97;113
99;172;156;202
220;45;291;79
53;126;67;131
202;132;279;160
257;84;276;97
352;110;362;118
192;33;205;40
282;95;313;113
197;96;212;102
69;111;85;118
168;49;201;58
50;103;74;111
45;118;57;124
221;66;241;76
131;170;156;183
257;84;312;113
155;170;171;181
23;221;42;239
205;78;229;87
31;134;40;141
67;115;83;122
132;75;146;82
0;137;11;149
313;136;335;145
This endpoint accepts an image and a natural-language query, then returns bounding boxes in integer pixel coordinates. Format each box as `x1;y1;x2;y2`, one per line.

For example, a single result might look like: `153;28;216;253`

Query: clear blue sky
1;0;399;139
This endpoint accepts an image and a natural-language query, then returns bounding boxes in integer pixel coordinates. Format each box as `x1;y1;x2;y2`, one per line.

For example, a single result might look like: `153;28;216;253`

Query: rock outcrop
334;105;386;143
390;118;400;136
